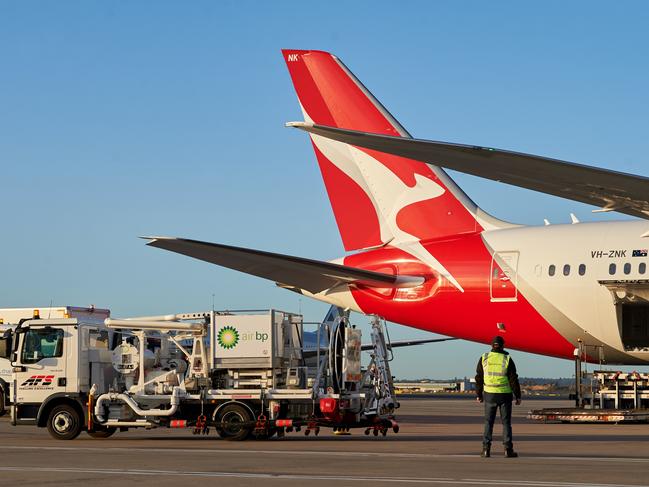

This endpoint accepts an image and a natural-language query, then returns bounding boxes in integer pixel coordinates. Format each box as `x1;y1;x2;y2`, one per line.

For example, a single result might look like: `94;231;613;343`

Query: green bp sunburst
217;326;239;349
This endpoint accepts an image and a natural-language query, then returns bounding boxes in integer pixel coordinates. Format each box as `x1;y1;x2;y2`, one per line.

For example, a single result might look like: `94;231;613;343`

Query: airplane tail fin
283;49;504;252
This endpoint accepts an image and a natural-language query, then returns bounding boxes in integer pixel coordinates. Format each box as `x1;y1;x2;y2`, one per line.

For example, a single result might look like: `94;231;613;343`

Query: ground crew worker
475;335;521;458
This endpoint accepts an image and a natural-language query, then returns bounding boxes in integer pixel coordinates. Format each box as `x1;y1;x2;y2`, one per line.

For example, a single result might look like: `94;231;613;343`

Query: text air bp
214;313;281;359
217;326;269;349
216;326;269;355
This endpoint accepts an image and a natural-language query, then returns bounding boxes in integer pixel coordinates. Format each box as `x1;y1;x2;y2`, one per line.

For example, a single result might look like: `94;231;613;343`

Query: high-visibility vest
482;352;512;394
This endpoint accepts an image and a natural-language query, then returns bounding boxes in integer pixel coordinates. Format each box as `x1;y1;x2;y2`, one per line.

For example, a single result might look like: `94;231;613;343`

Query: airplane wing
301;337;457;359
364;336;456;351
143;237;424;294
288;122;649;219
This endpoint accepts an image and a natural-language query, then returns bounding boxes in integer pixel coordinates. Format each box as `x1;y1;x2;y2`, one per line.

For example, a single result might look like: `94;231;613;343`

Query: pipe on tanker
94;387;182;423
104;318;203;332
125;314;180;322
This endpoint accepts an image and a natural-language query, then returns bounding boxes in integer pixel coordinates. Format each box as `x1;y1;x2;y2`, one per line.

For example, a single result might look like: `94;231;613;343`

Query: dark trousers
483;392;513;448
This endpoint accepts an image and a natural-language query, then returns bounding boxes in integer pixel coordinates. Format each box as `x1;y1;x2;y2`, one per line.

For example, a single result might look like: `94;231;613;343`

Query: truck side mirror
0;336;12;360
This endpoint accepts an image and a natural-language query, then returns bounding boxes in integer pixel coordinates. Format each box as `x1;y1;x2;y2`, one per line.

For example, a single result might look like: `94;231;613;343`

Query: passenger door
490;251;519;302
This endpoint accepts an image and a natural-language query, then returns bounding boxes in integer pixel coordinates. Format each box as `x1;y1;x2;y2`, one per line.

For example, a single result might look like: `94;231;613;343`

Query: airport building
394;379;475;394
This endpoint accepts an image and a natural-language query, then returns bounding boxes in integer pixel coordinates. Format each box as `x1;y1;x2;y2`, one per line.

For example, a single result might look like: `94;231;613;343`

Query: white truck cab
0;307;109;417
0;307;114;433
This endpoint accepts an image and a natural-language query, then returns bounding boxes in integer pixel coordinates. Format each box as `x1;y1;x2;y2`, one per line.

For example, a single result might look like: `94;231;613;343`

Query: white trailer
1;308;400;440
0;326;12;416
0;306;110;325
0;306;109;417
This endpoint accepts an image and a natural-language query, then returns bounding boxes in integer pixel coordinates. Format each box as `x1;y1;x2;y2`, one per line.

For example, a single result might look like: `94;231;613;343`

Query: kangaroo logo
309;130;464;291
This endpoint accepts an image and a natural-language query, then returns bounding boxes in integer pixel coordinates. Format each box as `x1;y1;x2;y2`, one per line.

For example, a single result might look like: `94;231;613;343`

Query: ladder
362;316;398;416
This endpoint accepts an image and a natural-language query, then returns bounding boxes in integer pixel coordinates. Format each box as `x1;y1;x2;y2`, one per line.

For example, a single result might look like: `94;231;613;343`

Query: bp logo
217;326;239;349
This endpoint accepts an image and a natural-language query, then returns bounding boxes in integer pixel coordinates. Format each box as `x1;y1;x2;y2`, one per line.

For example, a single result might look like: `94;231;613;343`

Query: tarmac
2;397;649;486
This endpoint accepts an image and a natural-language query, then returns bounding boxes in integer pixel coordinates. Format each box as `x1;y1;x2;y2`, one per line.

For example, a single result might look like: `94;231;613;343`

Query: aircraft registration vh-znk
145;49;649;365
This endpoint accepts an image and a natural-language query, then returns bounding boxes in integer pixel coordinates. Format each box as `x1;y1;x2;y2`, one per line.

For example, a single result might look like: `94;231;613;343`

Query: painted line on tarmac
2;445;649;465
0;466;643;487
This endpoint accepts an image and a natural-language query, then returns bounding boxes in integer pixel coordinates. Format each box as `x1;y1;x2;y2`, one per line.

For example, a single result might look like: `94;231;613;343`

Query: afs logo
21;375;55;388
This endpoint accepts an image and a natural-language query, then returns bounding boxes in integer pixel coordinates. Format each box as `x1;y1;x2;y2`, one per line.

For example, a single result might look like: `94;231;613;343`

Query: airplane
145;49;649;366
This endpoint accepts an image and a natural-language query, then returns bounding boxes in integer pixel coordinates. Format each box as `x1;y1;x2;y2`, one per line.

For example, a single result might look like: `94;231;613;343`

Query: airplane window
548;265;555;276
640;263;646;275
563;264;570;276
578;264;586;276
624;263;631;275
609;263;616;275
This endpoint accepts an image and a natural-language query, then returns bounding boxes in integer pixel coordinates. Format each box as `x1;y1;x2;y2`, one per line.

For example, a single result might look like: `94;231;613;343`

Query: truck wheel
87;427;116;439
215;403;252;441
0;389;5;417
46;404;82;440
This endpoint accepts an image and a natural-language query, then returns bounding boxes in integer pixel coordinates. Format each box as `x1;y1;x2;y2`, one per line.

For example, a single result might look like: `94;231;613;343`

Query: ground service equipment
0;308;400;440
0;306;109;418
530;341;649;423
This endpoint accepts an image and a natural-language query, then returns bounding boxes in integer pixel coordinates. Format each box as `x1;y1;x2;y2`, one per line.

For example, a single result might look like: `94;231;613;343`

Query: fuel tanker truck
0;307;401;440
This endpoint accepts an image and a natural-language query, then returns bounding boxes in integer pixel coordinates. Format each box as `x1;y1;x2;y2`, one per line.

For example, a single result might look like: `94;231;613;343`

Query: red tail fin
283;49;496;252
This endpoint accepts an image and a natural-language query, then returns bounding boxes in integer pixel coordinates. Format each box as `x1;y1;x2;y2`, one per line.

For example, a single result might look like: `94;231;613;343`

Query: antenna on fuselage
543;219;551;226
570;213;580;224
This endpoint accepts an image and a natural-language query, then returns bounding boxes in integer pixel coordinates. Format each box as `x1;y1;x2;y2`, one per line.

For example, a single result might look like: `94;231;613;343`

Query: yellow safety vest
482;352;512;394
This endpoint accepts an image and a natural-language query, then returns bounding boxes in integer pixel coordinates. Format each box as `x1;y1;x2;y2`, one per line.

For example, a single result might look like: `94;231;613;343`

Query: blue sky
1;1;648;378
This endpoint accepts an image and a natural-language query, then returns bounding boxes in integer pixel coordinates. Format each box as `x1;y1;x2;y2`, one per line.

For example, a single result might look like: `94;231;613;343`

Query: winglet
139;236;175;243
285;121;313;129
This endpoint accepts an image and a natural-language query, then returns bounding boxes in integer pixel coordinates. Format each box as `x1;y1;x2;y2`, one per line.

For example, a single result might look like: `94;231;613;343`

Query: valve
193;414;208;435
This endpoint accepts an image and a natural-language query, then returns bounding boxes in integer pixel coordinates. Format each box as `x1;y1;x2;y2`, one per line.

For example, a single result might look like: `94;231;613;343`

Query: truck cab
0;307;110;418
3;316;115;439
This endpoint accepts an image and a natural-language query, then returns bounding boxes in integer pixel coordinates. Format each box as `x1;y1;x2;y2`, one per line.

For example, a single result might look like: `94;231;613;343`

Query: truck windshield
22;328;64;364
